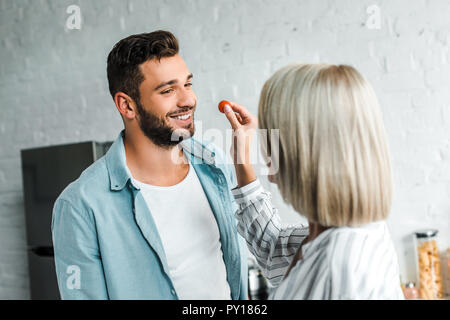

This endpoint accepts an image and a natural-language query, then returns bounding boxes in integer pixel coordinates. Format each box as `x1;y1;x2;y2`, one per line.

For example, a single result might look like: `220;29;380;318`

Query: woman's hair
258;64;393;227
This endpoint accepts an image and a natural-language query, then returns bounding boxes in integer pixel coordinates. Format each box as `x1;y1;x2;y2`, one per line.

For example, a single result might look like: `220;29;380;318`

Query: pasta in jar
415;229;443;299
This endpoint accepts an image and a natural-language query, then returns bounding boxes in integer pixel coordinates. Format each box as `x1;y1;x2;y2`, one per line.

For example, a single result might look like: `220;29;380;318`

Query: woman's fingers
227;101;253;121
224;105;241;130
221;100;257;131
235;112;243;124
227;101;258;129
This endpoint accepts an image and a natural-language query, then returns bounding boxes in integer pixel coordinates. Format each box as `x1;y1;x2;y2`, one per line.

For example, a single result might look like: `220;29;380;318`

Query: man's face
135;54;197;148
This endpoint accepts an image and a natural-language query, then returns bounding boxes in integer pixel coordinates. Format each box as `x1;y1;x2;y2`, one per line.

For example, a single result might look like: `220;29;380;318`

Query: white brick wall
0;0;449;299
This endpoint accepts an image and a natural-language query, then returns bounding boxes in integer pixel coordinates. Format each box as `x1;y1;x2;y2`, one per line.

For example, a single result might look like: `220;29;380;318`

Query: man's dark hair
107;30;179;104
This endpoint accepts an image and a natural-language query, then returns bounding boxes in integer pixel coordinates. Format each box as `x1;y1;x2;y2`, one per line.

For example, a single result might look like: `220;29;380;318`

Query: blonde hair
258;64;393;227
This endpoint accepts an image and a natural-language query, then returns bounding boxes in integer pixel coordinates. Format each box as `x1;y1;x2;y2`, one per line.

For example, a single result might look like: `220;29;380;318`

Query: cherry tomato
218;100;231;113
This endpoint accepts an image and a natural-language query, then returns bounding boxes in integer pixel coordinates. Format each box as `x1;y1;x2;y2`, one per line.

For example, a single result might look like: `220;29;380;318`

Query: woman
223;64;404;299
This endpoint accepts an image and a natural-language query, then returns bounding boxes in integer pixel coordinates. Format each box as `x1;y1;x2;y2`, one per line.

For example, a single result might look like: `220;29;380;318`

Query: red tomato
218;100;231;113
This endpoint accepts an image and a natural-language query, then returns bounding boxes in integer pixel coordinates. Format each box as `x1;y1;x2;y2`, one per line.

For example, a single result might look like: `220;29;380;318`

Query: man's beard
135;101;195;149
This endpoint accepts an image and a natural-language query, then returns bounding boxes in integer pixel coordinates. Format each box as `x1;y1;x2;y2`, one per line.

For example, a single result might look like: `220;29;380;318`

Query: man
51;31;248;299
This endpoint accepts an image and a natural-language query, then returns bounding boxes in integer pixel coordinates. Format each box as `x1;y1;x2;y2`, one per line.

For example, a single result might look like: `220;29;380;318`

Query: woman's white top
232;179;405;300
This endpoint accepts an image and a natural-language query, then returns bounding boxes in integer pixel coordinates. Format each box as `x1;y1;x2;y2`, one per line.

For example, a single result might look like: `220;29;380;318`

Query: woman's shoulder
325;220;401;298
327;220;390;245
326;220;393;260
300;221;386;264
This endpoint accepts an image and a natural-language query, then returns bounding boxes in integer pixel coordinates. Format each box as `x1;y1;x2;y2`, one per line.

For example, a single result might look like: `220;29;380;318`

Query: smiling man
51;31;248;299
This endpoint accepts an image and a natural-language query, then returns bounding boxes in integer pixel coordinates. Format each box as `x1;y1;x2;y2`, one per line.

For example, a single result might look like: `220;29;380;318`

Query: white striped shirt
232;179;405;300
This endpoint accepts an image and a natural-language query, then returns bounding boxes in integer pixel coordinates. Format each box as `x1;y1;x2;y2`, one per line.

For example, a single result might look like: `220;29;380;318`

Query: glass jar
447;248;450;296
403;282;419;299
414;229;443;299
447;248;450;274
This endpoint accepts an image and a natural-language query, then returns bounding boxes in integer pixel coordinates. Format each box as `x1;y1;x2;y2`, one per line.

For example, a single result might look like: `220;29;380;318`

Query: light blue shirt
51;130;248;299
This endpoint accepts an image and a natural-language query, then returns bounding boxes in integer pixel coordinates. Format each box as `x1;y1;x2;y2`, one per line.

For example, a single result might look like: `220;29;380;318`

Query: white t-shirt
132;162;231;300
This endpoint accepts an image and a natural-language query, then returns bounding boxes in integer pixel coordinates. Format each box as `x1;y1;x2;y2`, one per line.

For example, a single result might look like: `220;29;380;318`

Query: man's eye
185;83;193;87
161;89;173;94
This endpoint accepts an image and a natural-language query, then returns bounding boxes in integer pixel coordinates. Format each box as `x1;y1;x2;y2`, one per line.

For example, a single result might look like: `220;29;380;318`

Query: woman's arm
232;178;308;287
223;102;309;286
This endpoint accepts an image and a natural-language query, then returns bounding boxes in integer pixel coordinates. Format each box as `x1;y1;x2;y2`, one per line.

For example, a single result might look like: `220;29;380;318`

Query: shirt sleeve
231;179;309;287
51;199;109;299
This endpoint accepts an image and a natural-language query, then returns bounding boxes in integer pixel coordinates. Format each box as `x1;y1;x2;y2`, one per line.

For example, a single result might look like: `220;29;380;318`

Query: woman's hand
223;101;258;187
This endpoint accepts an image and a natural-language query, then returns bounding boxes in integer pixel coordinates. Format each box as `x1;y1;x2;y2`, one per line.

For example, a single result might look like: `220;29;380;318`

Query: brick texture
0;0;449;298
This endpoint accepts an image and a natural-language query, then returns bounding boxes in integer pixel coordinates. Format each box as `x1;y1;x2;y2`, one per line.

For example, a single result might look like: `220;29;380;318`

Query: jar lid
405;282;416;288
414;229;438;238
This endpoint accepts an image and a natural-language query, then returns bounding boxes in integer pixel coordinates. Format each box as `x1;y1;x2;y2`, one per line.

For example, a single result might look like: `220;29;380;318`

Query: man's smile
168;110;193;126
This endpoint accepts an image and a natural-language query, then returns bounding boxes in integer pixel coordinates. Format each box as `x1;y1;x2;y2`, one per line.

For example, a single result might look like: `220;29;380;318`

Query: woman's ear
267;161;277;184
268;174;277;184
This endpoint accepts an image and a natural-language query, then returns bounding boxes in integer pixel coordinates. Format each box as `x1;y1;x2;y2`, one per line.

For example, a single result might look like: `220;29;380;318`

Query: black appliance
21;141;112;299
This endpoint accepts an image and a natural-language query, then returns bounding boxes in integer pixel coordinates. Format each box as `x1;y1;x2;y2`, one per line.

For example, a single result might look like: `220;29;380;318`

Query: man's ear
114;92;136;120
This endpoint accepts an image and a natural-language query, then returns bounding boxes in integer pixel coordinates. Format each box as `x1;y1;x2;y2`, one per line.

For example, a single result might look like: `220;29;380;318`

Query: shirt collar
301;227;334;259
105;130;216;191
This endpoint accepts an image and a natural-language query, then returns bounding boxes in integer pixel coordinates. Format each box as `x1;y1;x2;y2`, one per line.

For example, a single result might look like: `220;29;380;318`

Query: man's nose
177;88;196;108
